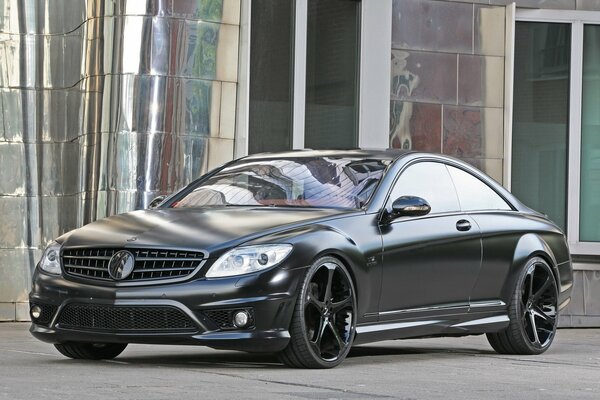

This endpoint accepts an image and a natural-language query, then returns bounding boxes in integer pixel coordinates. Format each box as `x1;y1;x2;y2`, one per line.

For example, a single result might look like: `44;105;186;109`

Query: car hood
58;207;358;256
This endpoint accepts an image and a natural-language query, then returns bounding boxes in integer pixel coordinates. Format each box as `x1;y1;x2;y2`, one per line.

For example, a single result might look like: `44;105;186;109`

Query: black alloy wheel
487;257;558;355
54;342;128;360
279;256;356;368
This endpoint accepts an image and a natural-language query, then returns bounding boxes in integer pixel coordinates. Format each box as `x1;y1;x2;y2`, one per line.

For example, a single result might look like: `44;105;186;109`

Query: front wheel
279;256;356;368
487;257;558;355
54;342;128;360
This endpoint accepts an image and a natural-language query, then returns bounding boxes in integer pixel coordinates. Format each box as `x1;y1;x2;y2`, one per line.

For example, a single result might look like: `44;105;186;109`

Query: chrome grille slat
133;267;196;273
135;257;202;262
62;248;206;283
67;271;112;281
63;264;106;272
63;255;111;260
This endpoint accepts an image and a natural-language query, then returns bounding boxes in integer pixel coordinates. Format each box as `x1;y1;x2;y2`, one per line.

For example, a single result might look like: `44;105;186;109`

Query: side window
447;166;512;211
389;162;460;214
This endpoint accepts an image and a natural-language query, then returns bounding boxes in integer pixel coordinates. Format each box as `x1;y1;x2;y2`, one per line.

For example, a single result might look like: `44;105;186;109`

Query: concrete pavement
0;323;598;399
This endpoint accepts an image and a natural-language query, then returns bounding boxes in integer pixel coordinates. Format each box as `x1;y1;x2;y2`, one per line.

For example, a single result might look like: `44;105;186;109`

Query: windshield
171;157;388;209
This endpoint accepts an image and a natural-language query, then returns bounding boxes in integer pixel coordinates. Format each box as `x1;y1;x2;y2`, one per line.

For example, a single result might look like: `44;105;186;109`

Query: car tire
279;256;356;368
487;257;558;355
54;342;128;360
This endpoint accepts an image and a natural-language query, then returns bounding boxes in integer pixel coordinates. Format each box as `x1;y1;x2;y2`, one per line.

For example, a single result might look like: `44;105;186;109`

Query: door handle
456;219;472;232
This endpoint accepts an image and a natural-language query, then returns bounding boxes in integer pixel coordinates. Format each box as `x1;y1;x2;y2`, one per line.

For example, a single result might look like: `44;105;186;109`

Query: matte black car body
30;150;573;360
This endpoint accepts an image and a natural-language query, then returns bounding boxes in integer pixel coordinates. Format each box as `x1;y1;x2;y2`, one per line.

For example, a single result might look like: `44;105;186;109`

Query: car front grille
57;304;197;332
62;248;206;282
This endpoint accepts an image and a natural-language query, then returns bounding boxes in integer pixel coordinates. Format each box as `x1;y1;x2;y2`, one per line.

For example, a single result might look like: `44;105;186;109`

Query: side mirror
389;195;431;219
148;195;167;209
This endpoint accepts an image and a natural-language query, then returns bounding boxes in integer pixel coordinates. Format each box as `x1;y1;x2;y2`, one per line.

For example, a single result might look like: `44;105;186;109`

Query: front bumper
29;265;307;353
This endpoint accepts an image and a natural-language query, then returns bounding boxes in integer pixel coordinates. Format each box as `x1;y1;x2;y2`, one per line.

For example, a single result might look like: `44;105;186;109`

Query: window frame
515;9;600;255
236;0;392;157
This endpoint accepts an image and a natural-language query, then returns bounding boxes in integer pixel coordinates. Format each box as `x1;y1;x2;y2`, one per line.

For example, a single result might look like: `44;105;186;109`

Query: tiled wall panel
559;269;600;327
390;0;506;182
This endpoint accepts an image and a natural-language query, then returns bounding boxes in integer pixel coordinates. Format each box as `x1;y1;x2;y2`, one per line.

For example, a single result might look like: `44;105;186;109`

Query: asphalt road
0;323;598;400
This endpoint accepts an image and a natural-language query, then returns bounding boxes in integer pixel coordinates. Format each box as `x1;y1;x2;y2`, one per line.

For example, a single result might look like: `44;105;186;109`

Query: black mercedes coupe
30;150;573;368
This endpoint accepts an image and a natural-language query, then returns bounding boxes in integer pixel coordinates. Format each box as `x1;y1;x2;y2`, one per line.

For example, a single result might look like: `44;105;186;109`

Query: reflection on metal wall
0;0;240;320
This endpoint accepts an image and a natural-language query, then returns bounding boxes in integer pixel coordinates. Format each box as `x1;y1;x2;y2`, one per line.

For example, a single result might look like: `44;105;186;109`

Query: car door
445;165;519;306
379;161;482;321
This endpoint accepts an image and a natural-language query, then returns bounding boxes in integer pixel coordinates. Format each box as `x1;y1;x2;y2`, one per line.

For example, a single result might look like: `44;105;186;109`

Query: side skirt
353;311;509;346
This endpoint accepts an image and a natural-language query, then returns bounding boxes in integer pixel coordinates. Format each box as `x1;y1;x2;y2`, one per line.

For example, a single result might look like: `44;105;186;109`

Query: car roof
243;148;412;161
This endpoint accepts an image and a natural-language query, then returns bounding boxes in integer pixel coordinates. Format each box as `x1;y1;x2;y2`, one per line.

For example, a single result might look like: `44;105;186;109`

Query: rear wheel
54;342;128;360
279;256;356;368
487;257;558;355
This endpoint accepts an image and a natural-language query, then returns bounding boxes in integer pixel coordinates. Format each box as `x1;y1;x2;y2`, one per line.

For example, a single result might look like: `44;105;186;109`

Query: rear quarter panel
469;212;572;307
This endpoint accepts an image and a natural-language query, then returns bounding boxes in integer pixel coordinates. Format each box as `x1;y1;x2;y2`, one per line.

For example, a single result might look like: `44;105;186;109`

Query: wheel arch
248;223;379;323
311;250;359;304
504;233;561;302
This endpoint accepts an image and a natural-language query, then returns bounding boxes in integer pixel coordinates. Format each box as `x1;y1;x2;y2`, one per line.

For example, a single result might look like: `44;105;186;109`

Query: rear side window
389;162;460;214
447;166;512;211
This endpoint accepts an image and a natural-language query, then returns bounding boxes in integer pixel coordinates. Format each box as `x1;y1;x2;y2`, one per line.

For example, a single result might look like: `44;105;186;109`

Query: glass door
580;24;600;242
511;22;570;230
514;10;600;254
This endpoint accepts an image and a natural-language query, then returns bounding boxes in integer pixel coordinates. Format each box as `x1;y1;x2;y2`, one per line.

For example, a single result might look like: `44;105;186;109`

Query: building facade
1;0;599;326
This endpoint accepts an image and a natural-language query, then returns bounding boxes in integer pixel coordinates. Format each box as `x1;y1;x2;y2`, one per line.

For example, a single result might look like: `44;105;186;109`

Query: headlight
206;244;293;278
39;241;62;275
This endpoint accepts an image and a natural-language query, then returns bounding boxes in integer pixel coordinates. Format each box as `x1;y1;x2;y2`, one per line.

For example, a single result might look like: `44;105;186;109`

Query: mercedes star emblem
107;250;135;280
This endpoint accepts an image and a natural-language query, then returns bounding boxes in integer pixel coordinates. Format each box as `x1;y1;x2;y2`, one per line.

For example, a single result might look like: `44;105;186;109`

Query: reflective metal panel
1;33;84;89
443;106;504;159
389;101;442;152
0;0;240;307
391;49;457;105
40;195;83;246
0;197;41;248
0;143;39;196
475;5;506;57
0;0;86;34
490;0;576;9
219;82;236;139
40;142;81;196
207;137;234;170
576;0;600;11
0;249;40;302
458;54;504;108
79;76;219;138
391;0;473;53
390;0;507;189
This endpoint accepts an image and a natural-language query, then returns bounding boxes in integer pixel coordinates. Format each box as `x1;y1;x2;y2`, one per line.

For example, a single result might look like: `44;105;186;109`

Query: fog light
30;305;42;320
233;310;250;328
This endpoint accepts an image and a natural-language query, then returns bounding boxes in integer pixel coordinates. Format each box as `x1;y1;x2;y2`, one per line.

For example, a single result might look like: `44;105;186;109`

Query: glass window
389;162;460;214
172;157;387;209
511;22;570;230
580;25;600;242
304;0;360;149
248;0;294;154
447;166;512;211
